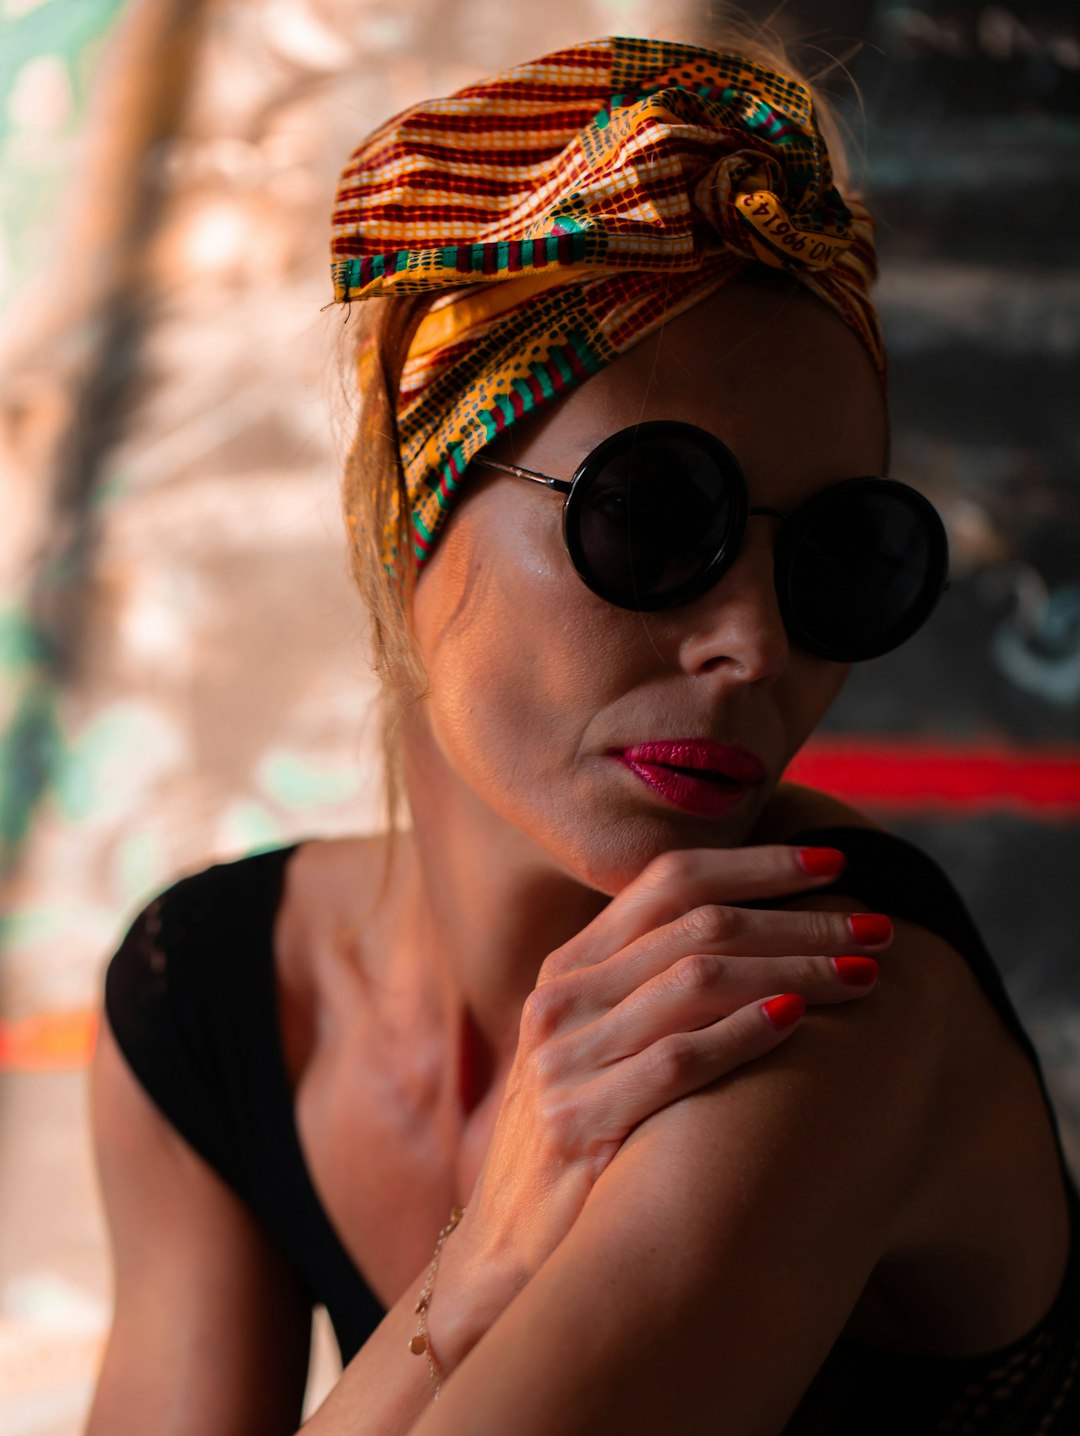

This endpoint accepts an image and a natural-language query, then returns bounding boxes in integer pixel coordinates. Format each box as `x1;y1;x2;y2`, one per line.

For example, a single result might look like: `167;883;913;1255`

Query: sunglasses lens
779;481;948;661
558;426;947;657
569;427;742;608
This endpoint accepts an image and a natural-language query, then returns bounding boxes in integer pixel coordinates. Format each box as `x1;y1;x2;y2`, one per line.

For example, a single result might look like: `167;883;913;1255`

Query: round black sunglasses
473;419;949;663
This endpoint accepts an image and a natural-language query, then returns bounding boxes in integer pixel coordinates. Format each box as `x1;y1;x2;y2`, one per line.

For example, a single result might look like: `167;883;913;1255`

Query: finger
546;844;849;976
575;904;892;1011
599;992;807;1136
576;953;878;1066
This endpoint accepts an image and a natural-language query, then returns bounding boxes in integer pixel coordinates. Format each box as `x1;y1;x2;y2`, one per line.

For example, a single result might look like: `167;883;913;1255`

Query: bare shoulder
785;903;1071;1354
760;778;1074;1347
273;831;414;1092
87;1006;312;1435
612;895;1068;1359
749;779;882;842
417;899;1068;1432
277;830;405;987
281;832;401;945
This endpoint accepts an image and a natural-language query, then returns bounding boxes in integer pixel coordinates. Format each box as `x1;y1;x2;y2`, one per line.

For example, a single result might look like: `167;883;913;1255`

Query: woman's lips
608;739;767;819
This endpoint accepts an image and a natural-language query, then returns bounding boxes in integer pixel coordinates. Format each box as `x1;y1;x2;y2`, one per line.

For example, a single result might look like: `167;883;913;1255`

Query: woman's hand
429;843;892;1368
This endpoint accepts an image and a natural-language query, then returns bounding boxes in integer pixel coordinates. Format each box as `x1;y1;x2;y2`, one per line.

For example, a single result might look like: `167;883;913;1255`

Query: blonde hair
339;9;864;833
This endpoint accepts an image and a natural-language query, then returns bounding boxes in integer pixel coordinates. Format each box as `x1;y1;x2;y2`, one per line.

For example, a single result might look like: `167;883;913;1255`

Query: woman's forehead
496;277;889;486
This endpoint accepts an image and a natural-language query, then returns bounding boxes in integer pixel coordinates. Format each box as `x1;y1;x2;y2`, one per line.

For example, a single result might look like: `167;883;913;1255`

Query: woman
87;28;1079;1436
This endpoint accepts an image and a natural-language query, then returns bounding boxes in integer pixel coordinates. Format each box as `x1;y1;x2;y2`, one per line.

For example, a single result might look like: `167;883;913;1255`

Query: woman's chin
542;800;766;898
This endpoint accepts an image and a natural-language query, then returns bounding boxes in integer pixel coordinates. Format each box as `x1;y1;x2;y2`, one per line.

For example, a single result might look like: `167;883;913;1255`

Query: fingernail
762;993;806;1030
796;847;846;879
848;913;893;946
833;956;879;987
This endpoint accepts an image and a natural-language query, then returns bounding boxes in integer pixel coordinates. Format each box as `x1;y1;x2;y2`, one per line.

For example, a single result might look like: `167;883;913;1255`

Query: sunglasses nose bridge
674;525;791;682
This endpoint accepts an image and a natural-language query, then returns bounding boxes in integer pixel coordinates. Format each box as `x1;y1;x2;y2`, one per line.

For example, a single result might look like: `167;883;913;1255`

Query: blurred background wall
0;1;1077;1431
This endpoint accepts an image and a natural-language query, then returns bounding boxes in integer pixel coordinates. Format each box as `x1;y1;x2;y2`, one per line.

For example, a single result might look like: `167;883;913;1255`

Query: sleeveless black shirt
102;827;1080;1431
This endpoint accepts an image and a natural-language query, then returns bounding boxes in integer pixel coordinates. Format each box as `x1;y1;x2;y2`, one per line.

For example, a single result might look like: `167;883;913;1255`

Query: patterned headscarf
331;36;886;572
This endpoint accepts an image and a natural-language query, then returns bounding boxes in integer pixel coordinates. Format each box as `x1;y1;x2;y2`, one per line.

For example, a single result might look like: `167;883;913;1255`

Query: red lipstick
609;739;767;818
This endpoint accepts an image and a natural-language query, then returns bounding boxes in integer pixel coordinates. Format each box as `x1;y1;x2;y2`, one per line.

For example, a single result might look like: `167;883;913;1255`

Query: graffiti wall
0;2;1076;1432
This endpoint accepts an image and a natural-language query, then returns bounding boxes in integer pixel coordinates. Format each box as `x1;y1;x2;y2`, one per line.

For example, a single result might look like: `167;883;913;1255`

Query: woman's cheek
413;558;564;790
777;657;851;763
416;493;593;729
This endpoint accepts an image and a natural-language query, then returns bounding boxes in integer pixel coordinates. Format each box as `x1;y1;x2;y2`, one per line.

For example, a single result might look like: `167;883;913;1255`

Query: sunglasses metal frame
473;420;949;662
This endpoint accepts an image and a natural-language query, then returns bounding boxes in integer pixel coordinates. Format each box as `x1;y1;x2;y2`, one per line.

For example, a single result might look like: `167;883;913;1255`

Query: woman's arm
89;838;882;1436
298;845;892;1434
89;994;514;1436
406;908;965;1436
86;1014;314;1436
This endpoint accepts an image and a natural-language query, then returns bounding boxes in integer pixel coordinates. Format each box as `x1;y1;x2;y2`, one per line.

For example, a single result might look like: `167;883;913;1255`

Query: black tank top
102;827;1080;1432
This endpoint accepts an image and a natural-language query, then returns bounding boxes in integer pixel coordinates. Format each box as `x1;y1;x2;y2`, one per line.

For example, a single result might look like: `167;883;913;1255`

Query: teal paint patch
1;0;130;305
257;749;363;810
219;799;284;856
0;902;83;949
113;827;165;907
0;604;47;669
0;0;128;140
88;466;135;512
51;702;182;824
0;676;62;863
53;716;109;823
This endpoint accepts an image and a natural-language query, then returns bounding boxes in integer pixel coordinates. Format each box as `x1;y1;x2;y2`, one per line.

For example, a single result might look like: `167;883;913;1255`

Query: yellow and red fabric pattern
330;35;887;571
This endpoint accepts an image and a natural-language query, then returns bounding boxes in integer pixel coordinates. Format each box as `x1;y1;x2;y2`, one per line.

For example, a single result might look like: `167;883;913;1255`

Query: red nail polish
796;847;846;879
833;956;879;987
849;913;893;946
762;993;806;1030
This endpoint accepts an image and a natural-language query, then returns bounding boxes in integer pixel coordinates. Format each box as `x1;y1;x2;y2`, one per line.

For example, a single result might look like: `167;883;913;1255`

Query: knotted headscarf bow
331;36;886;571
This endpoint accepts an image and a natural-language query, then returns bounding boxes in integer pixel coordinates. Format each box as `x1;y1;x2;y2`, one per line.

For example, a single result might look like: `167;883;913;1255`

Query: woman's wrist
408;1205;466;1398
420;1214;530;1375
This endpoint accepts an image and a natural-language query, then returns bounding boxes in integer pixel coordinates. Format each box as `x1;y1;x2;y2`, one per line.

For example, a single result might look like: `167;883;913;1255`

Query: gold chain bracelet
409;1204;466;1400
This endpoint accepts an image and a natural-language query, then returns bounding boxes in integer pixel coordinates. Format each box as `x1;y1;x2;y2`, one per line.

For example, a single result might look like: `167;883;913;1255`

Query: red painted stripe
0;1009;99;1072
786;740;1080;817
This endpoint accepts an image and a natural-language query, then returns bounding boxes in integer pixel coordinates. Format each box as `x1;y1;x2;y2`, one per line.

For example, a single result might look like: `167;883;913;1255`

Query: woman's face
405;275;889;894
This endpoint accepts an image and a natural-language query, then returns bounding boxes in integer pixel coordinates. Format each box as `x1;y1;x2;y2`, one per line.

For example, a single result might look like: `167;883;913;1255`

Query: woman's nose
671;521;790;683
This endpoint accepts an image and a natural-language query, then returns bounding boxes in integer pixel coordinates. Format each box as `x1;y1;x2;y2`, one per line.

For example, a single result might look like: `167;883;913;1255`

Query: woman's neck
396;732;609;1122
